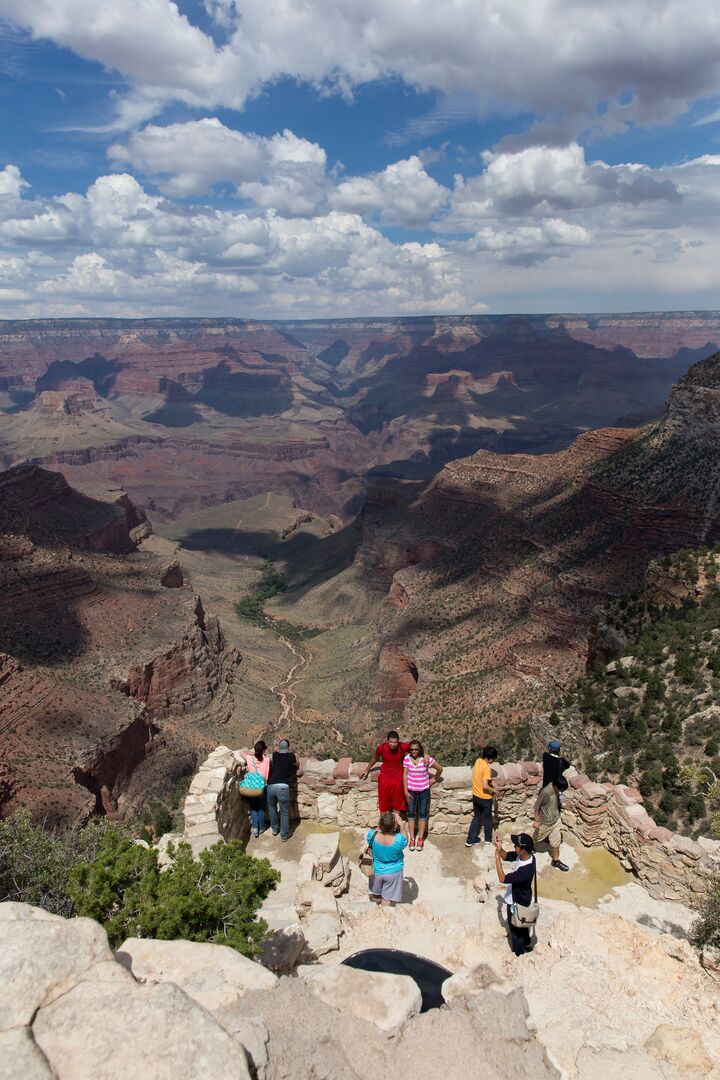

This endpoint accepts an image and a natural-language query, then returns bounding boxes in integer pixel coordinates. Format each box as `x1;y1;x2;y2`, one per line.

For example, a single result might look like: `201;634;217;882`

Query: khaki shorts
535;819;562;848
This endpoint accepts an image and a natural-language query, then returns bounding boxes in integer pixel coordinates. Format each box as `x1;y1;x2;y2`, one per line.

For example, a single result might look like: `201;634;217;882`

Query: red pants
378;776;406;813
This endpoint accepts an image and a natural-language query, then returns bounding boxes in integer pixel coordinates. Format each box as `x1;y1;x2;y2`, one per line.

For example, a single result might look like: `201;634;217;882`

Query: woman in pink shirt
243;740;270;837
402;739;443;851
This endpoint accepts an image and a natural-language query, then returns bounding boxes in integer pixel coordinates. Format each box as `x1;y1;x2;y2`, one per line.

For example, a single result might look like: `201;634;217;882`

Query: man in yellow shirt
465;745;498;847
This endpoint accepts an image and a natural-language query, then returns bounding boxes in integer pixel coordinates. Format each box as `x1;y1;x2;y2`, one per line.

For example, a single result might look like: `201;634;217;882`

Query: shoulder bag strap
365;828;377;854
533;858;538;904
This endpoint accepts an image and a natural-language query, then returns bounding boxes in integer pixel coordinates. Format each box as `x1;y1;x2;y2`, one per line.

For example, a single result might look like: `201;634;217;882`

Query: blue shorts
407;788;430;820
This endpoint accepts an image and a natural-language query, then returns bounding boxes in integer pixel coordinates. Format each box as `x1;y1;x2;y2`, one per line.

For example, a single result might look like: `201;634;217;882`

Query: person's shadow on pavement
402;877;419;904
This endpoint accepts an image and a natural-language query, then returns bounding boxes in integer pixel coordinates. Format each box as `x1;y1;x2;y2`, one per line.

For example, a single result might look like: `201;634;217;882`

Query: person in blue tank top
367;810;408;907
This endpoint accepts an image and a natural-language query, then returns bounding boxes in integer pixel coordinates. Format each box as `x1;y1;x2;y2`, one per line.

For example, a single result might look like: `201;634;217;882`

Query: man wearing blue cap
542;738;570;789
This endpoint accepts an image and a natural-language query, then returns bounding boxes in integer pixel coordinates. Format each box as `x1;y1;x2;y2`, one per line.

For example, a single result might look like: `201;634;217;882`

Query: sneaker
485;839;493;845
551;859;569;872
253;829;260;838
465;839;476;847
281;835;289;843
271;830;280;837
417;839;424;851
409;840;416;851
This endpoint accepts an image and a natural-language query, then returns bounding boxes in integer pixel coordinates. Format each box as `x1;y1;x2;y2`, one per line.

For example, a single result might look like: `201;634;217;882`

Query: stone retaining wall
183;750;720;903
182;745;250;856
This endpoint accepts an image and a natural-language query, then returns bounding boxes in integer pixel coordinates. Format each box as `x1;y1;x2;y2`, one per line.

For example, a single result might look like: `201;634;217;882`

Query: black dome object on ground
341;948;452;1012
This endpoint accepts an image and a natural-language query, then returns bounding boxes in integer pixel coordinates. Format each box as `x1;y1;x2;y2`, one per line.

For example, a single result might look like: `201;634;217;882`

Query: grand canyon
2;311;720;830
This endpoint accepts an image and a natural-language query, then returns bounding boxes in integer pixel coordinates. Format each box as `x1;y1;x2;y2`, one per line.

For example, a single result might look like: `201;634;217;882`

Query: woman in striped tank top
402;739;443;851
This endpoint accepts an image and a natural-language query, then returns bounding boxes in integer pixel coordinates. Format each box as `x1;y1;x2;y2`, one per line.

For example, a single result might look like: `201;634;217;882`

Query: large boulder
302;831;341;878
33;977;252;1079
260;923;306;974
0;903;113;1029
116;937;277;1011
0;1028;53;1079
299;964;422;1033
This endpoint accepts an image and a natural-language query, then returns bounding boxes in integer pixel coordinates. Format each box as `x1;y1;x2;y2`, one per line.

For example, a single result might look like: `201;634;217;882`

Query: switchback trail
268;622;309;725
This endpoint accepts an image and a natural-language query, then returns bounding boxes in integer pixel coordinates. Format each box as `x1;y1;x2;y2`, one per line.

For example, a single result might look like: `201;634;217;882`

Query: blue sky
0;0;719;318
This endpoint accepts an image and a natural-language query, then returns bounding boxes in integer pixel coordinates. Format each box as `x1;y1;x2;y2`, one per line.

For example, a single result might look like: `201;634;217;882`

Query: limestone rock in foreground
644;1024;714;1077
33;978;251;1080
239;978;559;1079
259;923;306;973
0;902;113;1029
0;904;255;1080
0;1028;53;1080
116;936;277;1012
300;964;422;1032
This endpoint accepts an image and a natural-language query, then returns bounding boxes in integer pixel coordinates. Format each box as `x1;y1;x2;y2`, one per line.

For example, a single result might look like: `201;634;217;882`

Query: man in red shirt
361;730;411;813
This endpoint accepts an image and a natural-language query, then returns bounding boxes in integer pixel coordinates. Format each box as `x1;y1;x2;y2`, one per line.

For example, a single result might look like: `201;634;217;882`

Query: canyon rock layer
1;312;718;522
0;466;241;826
4;315;720;821
262;350;720;758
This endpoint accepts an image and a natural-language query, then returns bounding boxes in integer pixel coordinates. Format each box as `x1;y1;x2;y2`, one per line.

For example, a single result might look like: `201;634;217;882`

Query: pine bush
70;831;280;955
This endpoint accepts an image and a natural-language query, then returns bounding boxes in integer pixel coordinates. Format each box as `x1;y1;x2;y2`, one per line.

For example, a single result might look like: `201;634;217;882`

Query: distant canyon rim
2;311;720;828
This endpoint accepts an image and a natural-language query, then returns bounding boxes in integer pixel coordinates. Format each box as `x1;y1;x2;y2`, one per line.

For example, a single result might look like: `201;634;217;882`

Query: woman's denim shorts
407;788;430;820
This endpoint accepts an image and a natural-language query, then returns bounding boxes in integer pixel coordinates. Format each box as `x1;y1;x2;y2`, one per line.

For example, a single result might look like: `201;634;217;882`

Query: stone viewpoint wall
183;750;720;903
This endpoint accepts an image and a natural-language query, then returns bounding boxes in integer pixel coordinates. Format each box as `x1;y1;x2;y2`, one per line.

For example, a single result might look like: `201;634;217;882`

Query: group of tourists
239;738;301;841
239;729;573;957
361;731;573;956
360;731;443;851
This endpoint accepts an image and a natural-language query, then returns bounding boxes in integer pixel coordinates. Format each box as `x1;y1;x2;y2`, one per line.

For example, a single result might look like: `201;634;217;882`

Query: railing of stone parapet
182;749;720;902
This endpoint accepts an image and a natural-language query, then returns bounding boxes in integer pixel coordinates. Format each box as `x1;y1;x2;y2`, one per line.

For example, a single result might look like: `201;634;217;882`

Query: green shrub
689;872;720;951
236;560;286;624
70;831;279;955
639;766;663;797
140;802;173;841
0;809;111;918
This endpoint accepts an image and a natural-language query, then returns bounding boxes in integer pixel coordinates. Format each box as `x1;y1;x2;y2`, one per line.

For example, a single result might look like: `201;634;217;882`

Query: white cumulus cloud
331;156;448;227
109;119;327;204
2;0;720;138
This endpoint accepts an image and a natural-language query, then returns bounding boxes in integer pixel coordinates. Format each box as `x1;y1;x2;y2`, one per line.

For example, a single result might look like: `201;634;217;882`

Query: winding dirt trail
270;630;308;724
265;619;344;743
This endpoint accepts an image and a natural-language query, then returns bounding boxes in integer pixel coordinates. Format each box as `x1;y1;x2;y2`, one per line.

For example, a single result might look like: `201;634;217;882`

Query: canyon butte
2;312;720;834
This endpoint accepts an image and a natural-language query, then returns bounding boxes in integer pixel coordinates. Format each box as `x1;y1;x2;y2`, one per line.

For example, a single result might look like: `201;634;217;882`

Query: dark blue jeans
267;783;291;839
467;796;493;844
407;788;431;821
249;797;265;834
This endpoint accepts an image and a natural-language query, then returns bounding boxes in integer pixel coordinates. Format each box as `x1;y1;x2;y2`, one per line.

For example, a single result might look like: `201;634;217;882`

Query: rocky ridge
274;352;720;756
0;466;241;826
1;313;715;523
0;900;564;1080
